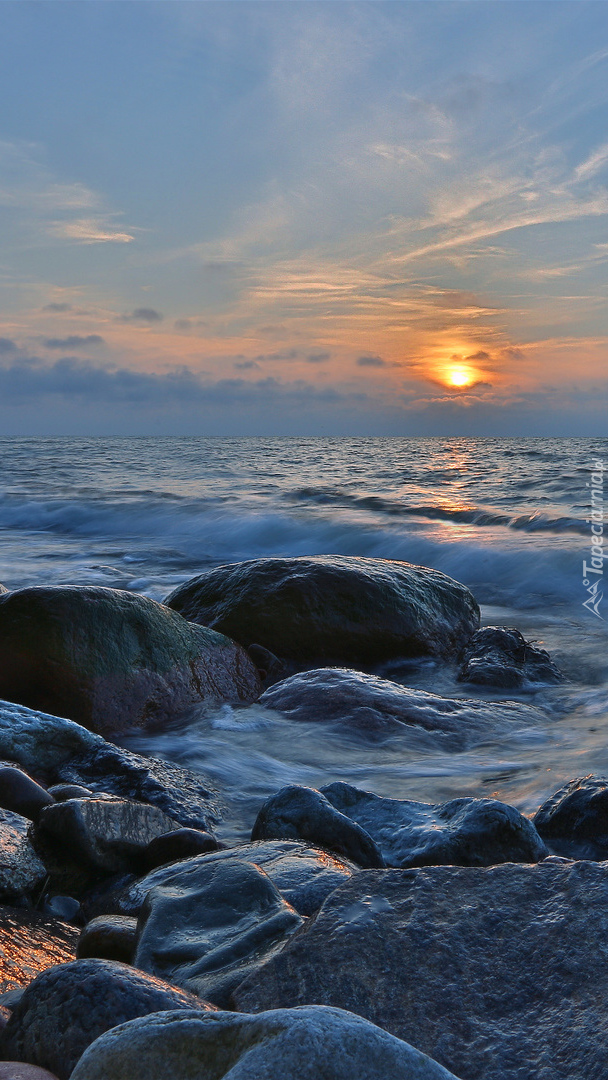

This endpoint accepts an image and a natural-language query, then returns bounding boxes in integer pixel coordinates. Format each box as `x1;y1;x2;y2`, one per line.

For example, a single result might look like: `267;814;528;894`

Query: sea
1;435;607;845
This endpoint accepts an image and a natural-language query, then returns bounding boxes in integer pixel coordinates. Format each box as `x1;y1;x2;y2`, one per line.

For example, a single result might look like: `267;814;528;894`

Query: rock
42;897;80;923
0;586;261;738
0;587;7;598
251;786;384;869
70;1006;461;1080
0;1067;61;1080
37;798;178;874
77;916;138;963
458;625;563;688
134;859;303;1007
200;840;357;916
234;861;608;1080
259;668;546;750
0;701;98;774
246;643;287;687
321;782;548;867
81;840;356;920
47;785;93;801
0;810;46;902
533;775;608;858
0;765;54;823
0;701;222;832
141;828;220;872
0;906;78;995
1;959;215;1080
165;555;480;665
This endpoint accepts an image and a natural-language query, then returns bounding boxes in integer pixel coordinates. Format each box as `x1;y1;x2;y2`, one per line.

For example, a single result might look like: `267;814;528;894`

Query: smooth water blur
1;435;607;841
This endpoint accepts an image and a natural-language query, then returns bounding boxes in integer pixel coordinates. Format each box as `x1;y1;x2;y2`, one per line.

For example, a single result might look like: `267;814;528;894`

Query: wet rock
47;785;93;802
42;897;80;923
81;840;356;920
534;774;608;858
251;786;384;869
134;859;303;1007
0;906;78;995
0;810;46;902
1;958;215;1080
234;861;608;1080
37;798;178;874
0;701;222;832
0;765;54;823
321;782;548;867
0;1067;61;1080
0;585;261;738
165;555;480;666
259;667;546;750
458;625;563;688
246;643;287;687
141;828;220;872
70;1006;460;1080
77;915;138;963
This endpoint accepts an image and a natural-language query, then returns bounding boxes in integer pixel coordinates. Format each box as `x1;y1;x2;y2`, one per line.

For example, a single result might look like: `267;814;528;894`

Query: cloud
574;143;608;182
118;308;164;323
0;357;358;409
0;338;17;353
44;335;105;350
356;354;386;367
48;218;135;244
234;359;261;370
306;351;330;363
42;303;73;313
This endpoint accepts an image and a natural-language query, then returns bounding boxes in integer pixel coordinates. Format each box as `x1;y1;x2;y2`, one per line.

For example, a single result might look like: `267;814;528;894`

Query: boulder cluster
0;555;600;1080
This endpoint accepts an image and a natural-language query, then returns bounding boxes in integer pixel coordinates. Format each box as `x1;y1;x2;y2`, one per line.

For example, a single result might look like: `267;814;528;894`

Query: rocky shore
0;555;602;1079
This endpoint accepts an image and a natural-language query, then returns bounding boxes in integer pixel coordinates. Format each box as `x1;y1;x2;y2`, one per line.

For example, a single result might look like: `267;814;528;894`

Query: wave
286;487;586;535
0;491;585;611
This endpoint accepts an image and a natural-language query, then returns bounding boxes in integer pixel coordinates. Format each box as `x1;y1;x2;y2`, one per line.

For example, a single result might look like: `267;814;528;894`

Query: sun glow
443;365;477;389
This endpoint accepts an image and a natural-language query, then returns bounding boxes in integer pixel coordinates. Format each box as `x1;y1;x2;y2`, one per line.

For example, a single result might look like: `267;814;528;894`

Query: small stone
0;765;54;822
252;785;384;868
0;1066;61;1080
42;897;80;923
534;774;608;858
141;828;220;872
47;785;94;802
77;915;138;963
458;625;563;688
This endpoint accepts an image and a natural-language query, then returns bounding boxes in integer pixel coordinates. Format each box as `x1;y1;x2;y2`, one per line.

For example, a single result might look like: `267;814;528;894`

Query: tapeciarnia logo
582;459;605;619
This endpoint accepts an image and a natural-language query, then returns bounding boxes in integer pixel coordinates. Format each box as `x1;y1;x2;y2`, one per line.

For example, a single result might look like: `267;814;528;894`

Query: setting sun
446;367;474;388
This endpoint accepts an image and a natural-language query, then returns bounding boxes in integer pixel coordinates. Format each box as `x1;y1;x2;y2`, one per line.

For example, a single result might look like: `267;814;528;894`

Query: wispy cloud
47;218;135;244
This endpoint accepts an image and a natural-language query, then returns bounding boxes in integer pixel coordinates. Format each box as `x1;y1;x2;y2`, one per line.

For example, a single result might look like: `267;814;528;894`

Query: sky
1;0;608;436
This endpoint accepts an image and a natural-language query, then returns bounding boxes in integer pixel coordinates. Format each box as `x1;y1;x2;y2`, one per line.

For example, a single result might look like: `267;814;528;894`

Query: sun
446;366;474;388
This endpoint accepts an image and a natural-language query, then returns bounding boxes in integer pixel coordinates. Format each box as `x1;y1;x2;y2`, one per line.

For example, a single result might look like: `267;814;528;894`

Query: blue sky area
1;1;608;435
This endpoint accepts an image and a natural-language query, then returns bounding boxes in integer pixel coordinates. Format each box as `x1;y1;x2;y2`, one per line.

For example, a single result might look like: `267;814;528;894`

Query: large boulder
0;701;221;832
0;586;261;737
251;786;384;868
233;862;608;1080
259;668;546;750
0;906;78;995
321;782;548;867
134;859;303;1007
1;959;215;1080
0;765;54;823
534;775;608;858
458;626;563;688
165;556;480;665
82;840;356;919
70;1006;461;1080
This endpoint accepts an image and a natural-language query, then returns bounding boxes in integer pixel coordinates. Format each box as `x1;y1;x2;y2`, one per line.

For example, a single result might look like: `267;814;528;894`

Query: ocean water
1;435;607;844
